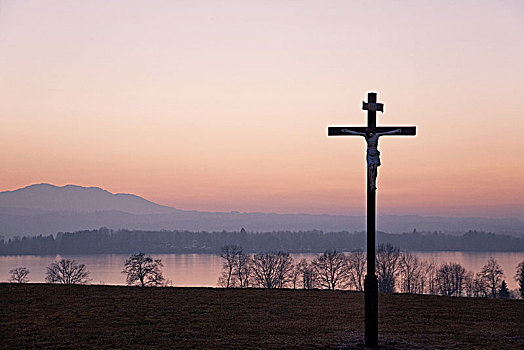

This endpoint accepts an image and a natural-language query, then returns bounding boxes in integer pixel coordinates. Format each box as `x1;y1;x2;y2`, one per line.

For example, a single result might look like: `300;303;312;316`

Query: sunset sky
1;1;523;217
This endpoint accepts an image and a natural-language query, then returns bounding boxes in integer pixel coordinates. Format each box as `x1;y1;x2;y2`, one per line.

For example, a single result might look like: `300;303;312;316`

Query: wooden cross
327;92;416;347
328;93;416;137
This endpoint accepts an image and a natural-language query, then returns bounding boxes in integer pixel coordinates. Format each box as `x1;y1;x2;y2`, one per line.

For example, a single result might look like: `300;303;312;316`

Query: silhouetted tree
274;252;294;288
122;252;165;287
296;258;315;289
413;263;428;295
471;272;490;297
251;252;277;288
498;280;510;299
347;249;366;291
218;245;242;288
9;266;30;283
398;252;423;294
312;250;350;290
436;262;466;296
422;260;438;295
291;264;300;289
376;244;401;293
515;261;524;299
480;257;504;298
251;251;294;288
464;271;475;297
45;259;90;284
234;249;251;288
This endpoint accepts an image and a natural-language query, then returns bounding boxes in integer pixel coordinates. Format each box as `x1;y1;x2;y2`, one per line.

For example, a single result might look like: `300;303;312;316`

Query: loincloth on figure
366;149;381;166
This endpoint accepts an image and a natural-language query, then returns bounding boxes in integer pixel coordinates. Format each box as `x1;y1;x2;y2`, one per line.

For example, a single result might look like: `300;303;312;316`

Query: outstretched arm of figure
376;128;402;137
341;129;366;136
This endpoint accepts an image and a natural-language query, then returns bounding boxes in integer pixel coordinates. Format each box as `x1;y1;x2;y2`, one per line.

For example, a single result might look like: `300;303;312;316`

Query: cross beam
327;92;416;347
328;126;416;136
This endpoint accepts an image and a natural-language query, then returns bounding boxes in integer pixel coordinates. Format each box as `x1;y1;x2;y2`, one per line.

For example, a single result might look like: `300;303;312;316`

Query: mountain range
0;183;522;239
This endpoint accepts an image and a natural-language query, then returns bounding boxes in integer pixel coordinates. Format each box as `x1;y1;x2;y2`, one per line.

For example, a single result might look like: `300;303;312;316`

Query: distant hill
0;183;175;215
0;183;523;239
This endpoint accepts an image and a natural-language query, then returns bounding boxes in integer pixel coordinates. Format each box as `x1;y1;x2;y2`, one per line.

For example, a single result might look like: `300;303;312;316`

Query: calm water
1;252;523;289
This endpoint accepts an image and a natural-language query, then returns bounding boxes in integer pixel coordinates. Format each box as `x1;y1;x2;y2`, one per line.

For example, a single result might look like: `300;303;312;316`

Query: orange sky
1;1;523;217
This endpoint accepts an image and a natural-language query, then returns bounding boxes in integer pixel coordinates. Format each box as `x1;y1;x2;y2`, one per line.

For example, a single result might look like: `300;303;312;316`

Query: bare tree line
5;246;524;299
218;244;524;299
217;245;366;290
7;252;168;287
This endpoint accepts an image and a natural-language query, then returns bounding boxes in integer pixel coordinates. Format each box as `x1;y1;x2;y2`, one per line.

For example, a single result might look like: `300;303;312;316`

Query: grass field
1;284;523;349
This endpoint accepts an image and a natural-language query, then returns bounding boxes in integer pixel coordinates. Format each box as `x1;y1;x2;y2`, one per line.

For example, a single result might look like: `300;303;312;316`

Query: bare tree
312;250;350;290
234;249;251;288
436;262;466;296
416;260;433;294
46;259;90;284
9;266;30;283
479;257;504;298
398;252;422;294
251;251;294;288
376;244;401;293
420;260;438;295
464;271;475;297
122;252;165;287
218;245;242;288
472;272;489;297
296;258;315;289
347;250;366;291
274;252;294;288
251;252;278;288
291;263;300;289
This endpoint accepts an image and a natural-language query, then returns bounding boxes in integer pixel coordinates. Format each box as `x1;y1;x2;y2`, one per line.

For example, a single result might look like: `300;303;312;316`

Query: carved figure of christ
341;128;402;190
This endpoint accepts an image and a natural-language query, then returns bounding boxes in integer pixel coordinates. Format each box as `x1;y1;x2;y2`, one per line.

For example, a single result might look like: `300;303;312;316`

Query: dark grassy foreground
1;284;523;349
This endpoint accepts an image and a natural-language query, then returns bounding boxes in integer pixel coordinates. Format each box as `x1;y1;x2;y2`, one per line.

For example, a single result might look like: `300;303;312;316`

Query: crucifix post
327;92;416;347
364;92;379;348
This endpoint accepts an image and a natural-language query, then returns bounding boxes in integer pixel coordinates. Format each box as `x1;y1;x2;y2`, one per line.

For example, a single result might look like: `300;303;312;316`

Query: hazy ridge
0;183;522;239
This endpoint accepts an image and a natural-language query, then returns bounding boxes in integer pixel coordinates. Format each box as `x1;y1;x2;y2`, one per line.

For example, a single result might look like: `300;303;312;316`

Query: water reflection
1;252;523;289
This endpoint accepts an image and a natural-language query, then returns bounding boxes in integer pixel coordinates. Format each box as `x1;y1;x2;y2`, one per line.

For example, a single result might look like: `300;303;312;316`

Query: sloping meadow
1;284;522;349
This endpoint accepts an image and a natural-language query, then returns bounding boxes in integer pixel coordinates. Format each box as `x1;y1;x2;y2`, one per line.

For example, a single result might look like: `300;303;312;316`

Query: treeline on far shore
1;228;523;255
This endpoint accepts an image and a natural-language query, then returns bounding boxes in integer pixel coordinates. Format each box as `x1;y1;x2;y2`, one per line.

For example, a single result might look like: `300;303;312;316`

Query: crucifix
327;92;416;347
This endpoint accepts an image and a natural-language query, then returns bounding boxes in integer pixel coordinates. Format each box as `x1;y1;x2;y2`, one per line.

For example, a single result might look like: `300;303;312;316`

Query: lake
1;252;523;290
